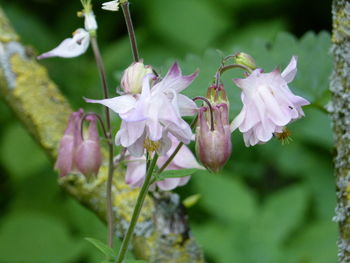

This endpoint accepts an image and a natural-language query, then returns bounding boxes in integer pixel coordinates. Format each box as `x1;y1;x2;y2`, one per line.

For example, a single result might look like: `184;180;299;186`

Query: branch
0;7;205;263
330;1;350;262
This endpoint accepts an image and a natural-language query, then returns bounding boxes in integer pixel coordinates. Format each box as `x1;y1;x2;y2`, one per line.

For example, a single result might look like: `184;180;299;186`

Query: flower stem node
195;85;232;173
234;52;257;71
121;61;153;94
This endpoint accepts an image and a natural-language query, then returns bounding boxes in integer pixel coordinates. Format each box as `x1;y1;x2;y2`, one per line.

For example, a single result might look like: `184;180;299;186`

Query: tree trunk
331;0;350;262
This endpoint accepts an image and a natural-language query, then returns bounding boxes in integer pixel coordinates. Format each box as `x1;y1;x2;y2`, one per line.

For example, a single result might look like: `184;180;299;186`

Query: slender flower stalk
115;154;159;263
121;1;139;62
90;36;115;248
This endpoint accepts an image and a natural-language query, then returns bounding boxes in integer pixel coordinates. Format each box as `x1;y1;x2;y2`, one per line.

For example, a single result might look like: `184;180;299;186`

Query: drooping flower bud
195;85;232;172
55;110;83;177
234;52;257;71
121;61;153;94
75;115;102;177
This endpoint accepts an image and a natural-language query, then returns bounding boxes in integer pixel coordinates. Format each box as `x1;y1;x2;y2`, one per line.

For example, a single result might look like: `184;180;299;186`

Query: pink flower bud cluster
55;110;102;178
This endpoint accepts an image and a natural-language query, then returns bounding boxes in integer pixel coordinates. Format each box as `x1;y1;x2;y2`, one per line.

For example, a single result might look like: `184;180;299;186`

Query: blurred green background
0;0;335;262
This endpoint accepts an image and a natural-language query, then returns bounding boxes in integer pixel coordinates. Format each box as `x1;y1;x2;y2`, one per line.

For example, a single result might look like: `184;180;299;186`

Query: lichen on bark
331;0;350;262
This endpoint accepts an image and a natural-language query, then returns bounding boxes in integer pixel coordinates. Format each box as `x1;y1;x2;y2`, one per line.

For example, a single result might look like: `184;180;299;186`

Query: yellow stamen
144;138;161;153
275;127;293;145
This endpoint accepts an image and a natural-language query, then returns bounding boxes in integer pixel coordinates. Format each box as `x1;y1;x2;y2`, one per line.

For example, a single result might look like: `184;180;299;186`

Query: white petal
116;121;146;147
127;133;146;157
125;156;146;187
84;95;136;114
172;143;203;169
281;56;297;83
102;0;120;11
37;29;90;59
156;178;181;191
177;94;198;116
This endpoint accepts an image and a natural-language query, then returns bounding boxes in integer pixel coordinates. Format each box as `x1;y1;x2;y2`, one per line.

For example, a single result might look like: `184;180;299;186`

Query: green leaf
254;185;308;244
0;123;49;180
284;221;338;263
0;213;84;263
193;171;257;222
156;168;200;181
85;237;116;260
148;0;229;51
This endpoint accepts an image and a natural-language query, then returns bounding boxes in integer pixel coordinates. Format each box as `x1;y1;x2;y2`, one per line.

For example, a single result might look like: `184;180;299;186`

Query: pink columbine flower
230;56;310;146
55;109;84;177
125;135;204;191
37;29;90;59
86;63;198;157
75;115;102;177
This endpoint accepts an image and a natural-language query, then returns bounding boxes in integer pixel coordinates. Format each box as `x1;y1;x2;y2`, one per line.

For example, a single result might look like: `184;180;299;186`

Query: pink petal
281;56;297;83
153;63;198;94
177;94;198;116
125;156;146;187
116;121;146;147
84;95;136;114
156;178;181;191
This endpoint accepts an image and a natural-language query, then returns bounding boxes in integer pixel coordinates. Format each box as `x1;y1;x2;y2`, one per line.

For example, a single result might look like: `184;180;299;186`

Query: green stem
115;154;159;263
121;1;140;62
90;36;115;248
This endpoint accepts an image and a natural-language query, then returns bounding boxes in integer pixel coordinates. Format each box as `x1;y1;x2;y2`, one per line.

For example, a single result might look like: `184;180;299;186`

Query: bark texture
0;6;205;263
331;0;350;262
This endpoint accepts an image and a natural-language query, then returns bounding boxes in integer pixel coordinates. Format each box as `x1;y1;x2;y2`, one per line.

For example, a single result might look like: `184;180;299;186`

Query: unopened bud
234;52;257;70
75;115;102;177
121;61;153;94
84;12;98;32
55;110;83;177
195;102;232;173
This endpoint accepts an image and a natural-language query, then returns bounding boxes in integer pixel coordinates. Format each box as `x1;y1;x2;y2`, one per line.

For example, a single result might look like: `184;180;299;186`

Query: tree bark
0;7;205;263
331;0;350;262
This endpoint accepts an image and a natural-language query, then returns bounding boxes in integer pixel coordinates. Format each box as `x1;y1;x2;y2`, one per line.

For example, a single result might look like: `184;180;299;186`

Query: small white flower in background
102;0;120;11
37;29;90;59
85;63;198;157
83;10;98;31
125;135;204;191
230;56;310;147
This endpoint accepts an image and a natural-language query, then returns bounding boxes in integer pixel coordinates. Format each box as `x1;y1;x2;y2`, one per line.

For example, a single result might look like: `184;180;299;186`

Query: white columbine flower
37;29;90;59
125;135;204;191
230;56;310;147
85;63;198;156
102;0;120;11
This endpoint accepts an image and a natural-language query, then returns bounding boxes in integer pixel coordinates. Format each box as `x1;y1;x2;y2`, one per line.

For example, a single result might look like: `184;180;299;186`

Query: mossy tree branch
0;7;205;263
331;1;350;262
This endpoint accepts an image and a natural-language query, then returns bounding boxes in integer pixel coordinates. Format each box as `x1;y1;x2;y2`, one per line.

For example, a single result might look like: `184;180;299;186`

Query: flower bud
55;110;83;177
234;52;257;71
84;11;98;32
121;61;153;94
195;85;232;172
75;115;102;177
